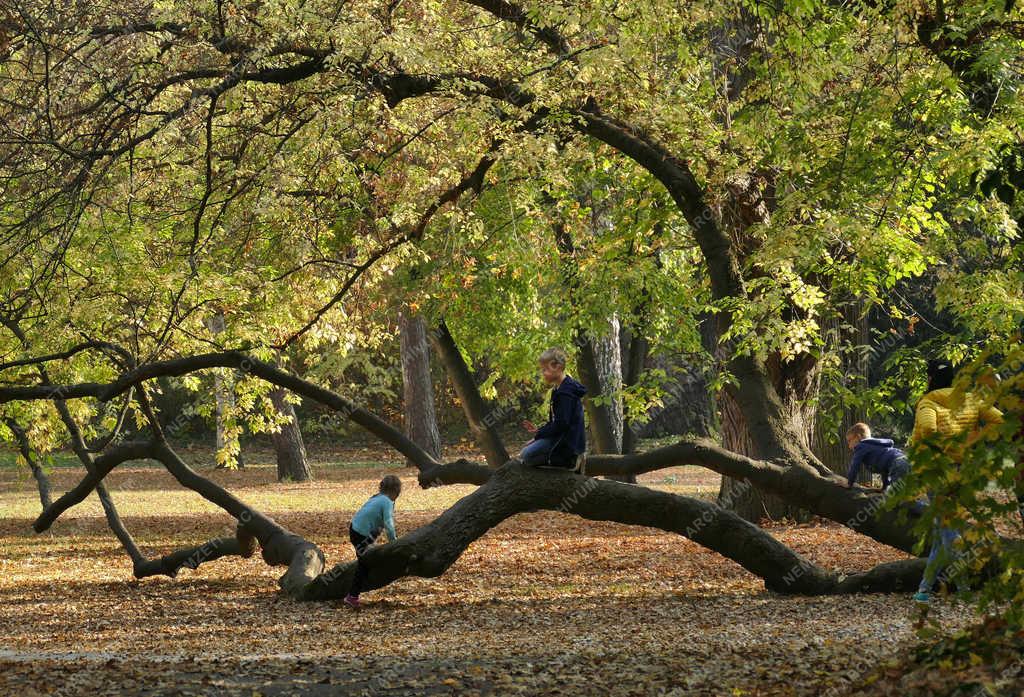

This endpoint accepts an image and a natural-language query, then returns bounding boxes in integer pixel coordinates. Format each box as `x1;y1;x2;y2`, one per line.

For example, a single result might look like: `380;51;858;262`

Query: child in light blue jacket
345;475;401;608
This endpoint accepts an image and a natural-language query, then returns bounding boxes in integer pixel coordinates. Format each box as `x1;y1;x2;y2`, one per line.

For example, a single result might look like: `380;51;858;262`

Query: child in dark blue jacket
517;348;587;469
844;422;911;491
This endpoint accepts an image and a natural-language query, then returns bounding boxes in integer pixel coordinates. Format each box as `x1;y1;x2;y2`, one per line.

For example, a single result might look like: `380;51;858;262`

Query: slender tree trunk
811;301;871;477
620;243;659;455
552;221;622;463
593;315;624;450
4;417;53;510
589;315;636;483
399;309;442;467
429;319;509;467
620;325;649;455
575;334;620;457
270;386;311;482
205;312;244;469
0;316;148;566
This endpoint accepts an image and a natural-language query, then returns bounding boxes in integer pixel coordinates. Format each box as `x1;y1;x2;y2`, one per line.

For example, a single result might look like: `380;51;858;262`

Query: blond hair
846;422;871;439
539;347;567;368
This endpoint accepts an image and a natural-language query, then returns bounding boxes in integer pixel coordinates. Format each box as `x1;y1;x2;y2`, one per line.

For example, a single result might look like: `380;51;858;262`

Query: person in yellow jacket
910;361;1004;603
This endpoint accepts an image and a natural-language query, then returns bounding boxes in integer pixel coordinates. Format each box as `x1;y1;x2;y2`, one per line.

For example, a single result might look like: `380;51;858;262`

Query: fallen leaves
0;457;992;695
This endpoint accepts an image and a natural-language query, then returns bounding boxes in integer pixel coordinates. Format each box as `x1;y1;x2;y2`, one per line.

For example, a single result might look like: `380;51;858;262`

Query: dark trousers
348;524;375;598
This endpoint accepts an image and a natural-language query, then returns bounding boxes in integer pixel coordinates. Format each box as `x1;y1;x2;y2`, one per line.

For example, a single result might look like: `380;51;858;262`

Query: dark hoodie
533;375;587;466
847;437;908;488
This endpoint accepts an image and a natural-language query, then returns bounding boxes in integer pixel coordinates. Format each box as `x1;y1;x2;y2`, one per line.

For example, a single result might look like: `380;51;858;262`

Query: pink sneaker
343;594;361;609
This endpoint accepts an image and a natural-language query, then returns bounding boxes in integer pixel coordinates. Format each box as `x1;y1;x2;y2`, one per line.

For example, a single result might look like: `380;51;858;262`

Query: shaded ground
0;447;981;696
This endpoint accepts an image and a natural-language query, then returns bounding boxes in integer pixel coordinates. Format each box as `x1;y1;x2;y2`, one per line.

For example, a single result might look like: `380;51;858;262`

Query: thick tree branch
303;461;924;600
419;438;922;553
32;439;160;532
132;523;259;579
429;320;510;468
1;349;442;469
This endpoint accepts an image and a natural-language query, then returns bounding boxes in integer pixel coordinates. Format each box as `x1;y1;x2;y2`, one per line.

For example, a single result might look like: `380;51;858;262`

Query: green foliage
0;0;1021;465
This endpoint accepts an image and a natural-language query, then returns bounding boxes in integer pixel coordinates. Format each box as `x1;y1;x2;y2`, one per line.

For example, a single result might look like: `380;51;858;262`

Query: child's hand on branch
521;419;537;434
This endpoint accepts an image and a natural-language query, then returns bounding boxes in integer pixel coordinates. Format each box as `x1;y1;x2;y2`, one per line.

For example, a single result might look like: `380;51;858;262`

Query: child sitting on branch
515;347;587;471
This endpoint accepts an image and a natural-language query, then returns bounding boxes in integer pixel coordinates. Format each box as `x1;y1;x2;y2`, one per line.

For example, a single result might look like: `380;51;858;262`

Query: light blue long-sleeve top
350;493;397;542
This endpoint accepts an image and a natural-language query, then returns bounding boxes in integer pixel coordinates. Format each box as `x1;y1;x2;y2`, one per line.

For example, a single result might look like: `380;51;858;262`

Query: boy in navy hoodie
517;348;587;469
844;422;911;491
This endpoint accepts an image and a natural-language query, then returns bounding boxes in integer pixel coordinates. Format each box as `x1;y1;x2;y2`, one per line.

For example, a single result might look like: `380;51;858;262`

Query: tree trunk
205;312;244;469
429;319;509;468
620;325;649;455
811;301;871;477
551;221;622;462
270;386;311;482
703;12;821;520
304;461;926;601
589;315;636;483
697;169;817;522
715;339;821;522
574;332;620;456
399;309;442;467
593;315;624;450
4;417;53;510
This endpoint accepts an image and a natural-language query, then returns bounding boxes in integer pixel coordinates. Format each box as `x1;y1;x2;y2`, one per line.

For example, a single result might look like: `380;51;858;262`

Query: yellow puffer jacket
909;387;1004;458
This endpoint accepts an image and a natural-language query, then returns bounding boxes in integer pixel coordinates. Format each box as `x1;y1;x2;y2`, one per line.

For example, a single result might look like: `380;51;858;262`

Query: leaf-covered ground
0;446;995;696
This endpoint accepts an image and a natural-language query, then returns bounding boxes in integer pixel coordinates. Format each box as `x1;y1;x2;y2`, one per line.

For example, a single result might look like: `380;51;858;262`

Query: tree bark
399;309;442;467
205;312;245;469
713;314;821;522
594;315;624;450
419;436;922;553
4;417;53;510
811;300;872;477
303;461;926;601
429;319;509;467
270;386;311;482
551;222;622;462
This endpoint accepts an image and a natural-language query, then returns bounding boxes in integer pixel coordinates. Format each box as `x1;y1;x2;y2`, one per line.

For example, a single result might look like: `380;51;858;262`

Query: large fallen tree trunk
17;368;922;601
3;346;926;599
301;461;925;601
419;438;922;553
31;427;924;599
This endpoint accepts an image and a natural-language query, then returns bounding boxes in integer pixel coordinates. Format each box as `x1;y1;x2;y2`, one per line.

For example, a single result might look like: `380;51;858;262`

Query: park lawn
0;448;979;696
